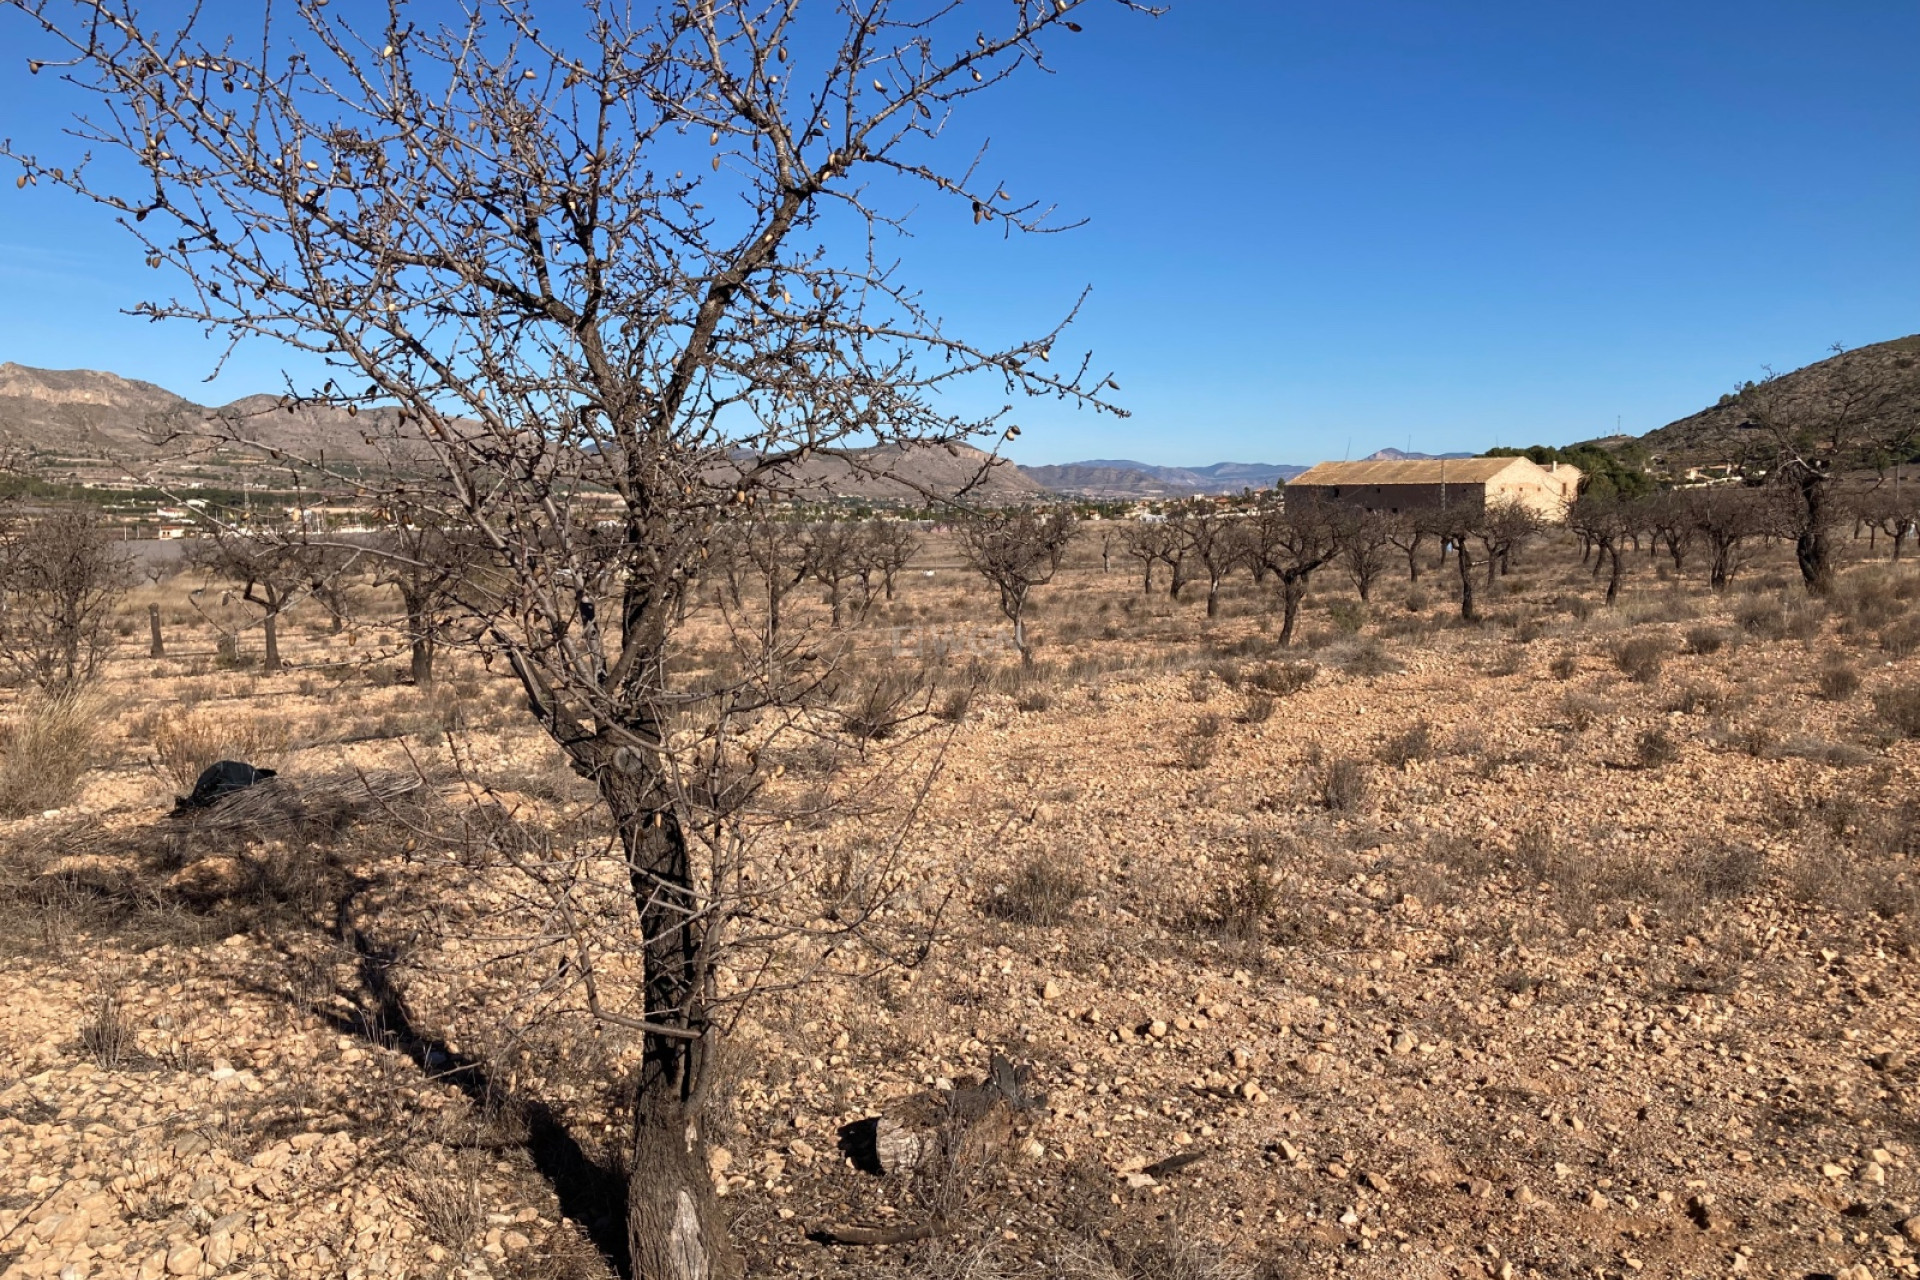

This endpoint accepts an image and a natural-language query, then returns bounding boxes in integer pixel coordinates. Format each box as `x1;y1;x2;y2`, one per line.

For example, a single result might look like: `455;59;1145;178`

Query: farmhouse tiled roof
1288;458;1526;486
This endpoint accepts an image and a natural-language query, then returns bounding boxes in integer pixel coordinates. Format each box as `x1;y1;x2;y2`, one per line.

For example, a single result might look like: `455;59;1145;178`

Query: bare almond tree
1385;512;1430;584
0;502;132;691
187;524;312;671
1246;495;1341;644
1685;485;1774;591
1170;502;1239;618
1729;349;1917;595
1336;508;1392;603
851;517;919;605
1124;520;1174;595
1567;493;1640;607
371;523;482;686
955;506;1077;661
3;2;1150;1274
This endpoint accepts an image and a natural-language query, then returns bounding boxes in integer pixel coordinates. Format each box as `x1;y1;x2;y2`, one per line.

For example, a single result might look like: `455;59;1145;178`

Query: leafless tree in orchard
1170;502;1239;618
187;524;315;670
0;503;132;692
1385;511;1430;584
1124;520;1173;595
851;517;918;604
300;542;360;634
1645;491;1695;575
729;513;811;639
1728;349;1916;596
2;0;1153;1272
1567;492;1640;607
1335;508;1392;603
1682;485;1772;591
1246;495;1341;645
371;523;484;685
1429;505;1484;621
1475;501;1540;586
801;518;863;628
1857;483;1920;563
955;506;1076;661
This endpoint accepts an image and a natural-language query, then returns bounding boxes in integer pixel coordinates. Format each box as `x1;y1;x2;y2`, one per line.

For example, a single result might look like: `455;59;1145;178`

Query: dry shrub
150;706;288;792
934;686;974;723
1874;684;1920;739
1337;638;1402;677
1698;845;1766;900
1319;756;1370;813
1379;719;1434;769
1611;634;1670;683
1634;727;1680;769
1548;650;1579;681
0;690;105;817
1685;625;1725;656
406;1151;484;1249
1559;691;1607;731
1178;715;1224;770
80;992;136;1069
1881;617;1920;659
1735;598;1787;640
1013;688;1053;713
1815;660;1861;702
1665;683;1728;716
1200;840;1288;944
1051;1215;1254;1280
841;668;925;742
1237;692;1275;725
1249;661;1316;696
988;857;1087;925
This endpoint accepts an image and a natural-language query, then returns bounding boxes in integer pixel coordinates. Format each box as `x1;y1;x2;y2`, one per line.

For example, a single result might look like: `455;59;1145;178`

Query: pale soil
3;534;1919;1280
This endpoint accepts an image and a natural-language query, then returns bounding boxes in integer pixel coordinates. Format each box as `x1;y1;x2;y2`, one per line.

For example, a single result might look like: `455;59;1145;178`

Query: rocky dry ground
4;534;1920;1280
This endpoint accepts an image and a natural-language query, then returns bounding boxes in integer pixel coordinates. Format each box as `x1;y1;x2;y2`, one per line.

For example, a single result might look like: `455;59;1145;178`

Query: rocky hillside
767;441;1050;504
0;363;1052;502
0;364;408;469
1635;334;1920;466
0;363;197;459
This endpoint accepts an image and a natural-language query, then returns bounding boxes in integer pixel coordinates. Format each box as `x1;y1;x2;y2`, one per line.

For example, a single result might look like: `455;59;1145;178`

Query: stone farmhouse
1284;456;1582;522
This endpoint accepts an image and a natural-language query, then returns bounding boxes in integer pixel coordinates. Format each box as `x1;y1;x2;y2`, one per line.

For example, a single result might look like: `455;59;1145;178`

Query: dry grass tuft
150;706;289;793
1611;634;1670;683
79;991;136;1069
987;857;1087;926
0;689;106;817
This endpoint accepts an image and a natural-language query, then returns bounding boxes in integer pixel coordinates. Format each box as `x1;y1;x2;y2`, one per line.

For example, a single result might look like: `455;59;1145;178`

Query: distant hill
1633;335;1920;467
0;362;409;471
1362;447;1475;462
1020;458;1306;498
766;442;1049;504
0;361;1052;503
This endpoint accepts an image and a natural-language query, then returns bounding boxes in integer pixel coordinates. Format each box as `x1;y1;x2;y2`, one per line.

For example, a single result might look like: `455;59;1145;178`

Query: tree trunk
1278;577;1306;645
1605;544;1625;606
594;762;742;1280
1456;541;1477;622
148;603;165;658
1205;578;1220;618
1794;472;1834;597
262;614;281;671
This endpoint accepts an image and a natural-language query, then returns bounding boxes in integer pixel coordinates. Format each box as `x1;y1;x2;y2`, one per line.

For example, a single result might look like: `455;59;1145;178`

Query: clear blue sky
1;1;1915;467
